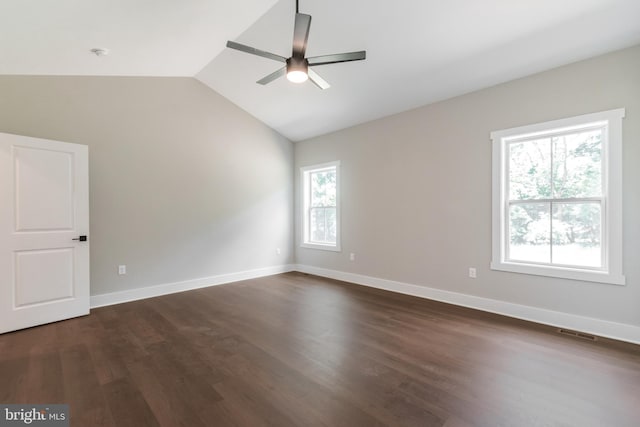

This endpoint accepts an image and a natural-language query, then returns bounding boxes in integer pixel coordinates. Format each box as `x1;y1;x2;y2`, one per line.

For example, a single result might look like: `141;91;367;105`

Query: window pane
310;207;337;244
552;129;602;198
508;203;551;263
310;208;326;242
311;170;336;207
509;138;551;200
326;207;337;243
552;203;601;268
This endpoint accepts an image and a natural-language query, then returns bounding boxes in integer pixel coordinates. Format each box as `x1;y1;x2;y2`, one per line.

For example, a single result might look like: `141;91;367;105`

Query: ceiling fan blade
257;67;286;85
308;68;330;90
226;41;286;63
292;13;312;58
308;51;366;66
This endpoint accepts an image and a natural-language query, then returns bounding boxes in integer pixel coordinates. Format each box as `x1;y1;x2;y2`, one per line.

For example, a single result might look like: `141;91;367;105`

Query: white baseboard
89;262;640;345
295;264;640;345
90;264;296;308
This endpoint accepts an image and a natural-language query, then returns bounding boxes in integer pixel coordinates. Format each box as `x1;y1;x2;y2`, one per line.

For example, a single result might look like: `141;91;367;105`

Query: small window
491;109;625;285
301;161;340;251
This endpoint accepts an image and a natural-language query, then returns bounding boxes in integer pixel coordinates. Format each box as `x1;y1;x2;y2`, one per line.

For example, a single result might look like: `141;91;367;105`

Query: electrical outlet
468;267;477;278
276;248;281;255
118;265;126;275
350;253;355;261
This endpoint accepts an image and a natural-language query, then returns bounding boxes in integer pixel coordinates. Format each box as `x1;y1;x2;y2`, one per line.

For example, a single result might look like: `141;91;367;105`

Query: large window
491;109;625;285
301;161;340;251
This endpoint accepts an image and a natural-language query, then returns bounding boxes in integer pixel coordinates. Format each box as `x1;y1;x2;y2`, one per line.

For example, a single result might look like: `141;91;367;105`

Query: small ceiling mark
90;48;109;57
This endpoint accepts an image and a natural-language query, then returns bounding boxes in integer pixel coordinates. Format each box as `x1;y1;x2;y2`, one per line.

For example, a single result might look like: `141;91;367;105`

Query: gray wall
0;76;294;296
295;45;640;326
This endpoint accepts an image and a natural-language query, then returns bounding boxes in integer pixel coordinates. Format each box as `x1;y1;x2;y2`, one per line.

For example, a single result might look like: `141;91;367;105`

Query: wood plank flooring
1;272;639;426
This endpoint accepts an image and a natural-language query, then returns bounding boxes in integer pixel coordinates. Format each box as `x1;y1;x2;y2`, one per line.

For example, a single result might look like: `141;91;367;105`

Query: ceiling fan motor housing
287;57;308;74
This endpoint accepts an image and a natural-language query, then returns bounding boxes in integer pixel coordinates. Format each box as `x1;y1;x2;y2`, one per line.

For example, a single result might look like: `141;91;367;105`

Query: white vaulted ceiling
2;0;640;141
0;0;278;76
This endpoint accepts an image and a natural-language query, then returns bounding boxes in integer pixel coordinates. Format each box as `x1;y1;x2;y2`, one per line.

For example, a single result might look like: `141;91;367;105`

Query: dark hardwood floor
1;272;639;426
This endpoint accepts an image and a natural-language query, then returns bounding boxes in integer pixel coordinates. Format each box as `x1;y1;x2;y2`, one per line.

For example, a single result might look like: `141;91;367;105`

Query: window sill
301;242;341;252
490;261;625;285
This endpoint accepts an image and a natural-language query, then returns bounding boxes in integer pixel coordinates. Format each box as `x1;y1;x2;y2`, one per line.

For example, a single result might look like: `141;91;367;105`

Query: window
301;161;340;251
491;109;625;285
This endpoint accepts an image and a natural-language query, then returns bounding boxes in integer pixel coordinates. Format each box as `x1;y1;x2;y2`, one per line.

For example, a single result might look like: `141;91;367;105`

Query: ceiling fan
226;0;366;90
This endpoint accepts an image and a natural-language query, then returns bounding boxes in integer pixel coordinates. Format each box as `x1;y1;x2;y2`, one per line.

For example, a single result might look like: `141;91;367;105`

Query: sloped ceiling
0;0;278;76
2;0;640;141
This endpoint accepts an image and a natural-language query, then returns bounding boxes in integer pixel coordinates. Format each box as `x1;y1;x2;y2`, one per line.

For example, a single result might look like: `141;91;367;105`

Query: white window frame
301;161;341;252
491;109;625;285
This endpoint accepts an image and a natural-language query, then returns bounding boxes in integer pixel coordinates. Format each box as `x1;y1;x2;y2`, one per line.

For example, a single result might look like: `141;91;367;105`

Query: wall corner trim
294;264;640;345
90;264;296;308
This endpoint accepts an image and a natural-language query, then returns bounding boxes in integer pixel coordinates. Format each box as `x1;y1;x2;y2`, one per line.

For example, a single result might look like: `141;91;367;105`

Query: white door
0;132;89;334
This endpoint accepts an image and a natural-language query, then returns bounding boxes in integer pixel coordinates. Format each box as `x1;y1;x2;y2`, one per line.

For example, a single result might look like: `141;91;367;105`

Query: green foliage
508;130;602;253
310;170;337;243
311;170;336;207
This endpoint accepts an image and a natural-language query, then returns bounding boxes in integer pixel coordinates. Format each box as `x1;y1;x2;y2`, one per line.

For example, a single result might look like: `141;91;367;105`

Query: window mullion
549;201;554;264
509;197;602;204
549;138;554;265
308;175;313;243
600;198;606;270
504;142;511;263
324;207;329;242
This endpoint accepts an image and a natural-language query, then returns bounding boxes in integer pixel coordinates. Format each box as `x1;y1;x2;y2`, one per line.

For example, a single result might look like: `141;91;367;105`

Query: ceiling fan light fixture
287;70;308;83
225;0;365;89
286;57;309;83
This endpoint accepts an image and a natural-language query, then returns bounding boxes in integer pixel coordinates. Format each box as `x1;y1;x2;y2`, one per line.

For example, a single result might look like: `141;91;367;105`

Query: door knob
72;235;87;242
